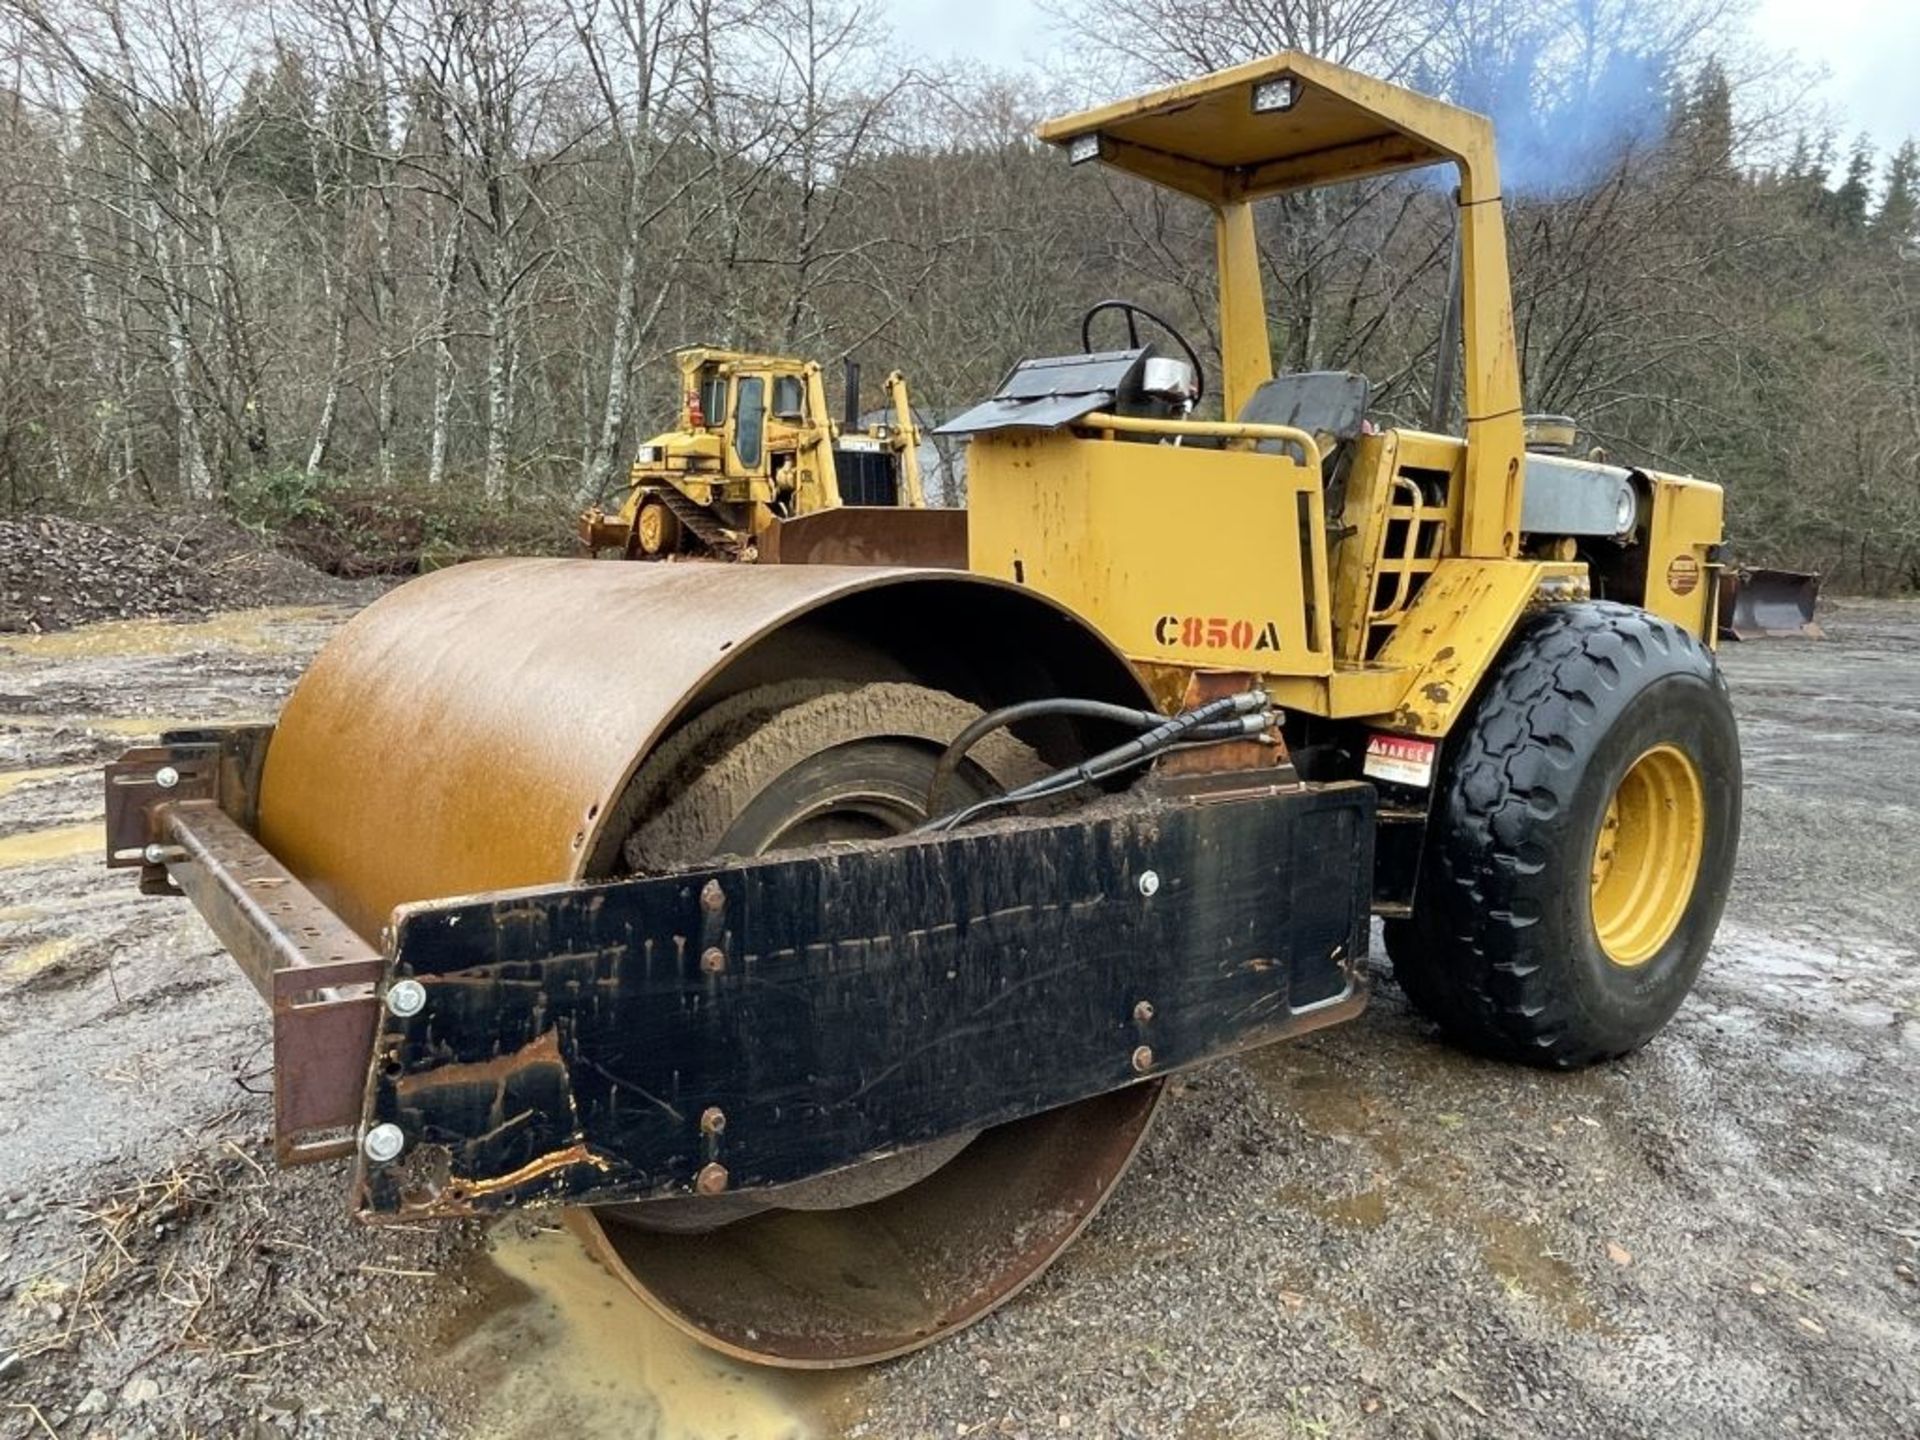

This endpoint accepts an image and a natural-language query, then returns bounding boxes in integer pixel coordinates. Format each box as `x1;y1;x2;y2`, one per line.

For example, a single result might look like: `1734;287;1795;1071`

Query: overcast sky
887;0;1920;159
1750;0;1919;154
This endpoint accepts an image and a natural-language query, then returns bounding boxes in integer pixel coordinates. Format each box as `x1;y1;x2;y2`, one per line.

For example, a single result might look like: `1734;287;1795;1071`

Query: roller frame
107;728;385;1164
107;727;1374;1213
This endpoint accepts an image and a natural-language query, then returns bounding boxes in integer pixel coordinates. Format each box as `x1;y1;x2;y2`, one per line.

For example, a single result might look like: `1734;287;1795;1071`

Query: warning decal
1364;733;1438;788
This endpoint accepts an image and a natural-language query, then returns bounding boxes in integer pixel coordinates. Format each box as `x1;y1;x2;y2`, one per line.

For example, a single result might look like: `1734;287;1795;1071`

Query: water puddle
0;764;92;803
1274;1183;1389;1230
1255;1047;1607;1334
1473;1216;1599;1331
0;713;221;739
440;1221;858;1440
1245;1045;1406;1166
0;606;344;660
0;823;102;867
1714;922;1918;1022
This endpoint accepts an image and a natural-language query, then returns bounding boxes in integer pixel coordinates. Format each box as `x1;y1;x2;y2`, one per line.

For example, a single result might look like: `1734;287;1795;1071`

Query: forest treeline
0;0;1915;587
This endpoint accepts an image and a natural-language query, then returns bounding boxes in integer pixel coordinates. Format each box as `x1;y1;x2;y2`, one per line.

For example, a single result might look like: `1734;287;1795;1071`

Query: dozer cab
578;348;933;563
105;53;1739;1368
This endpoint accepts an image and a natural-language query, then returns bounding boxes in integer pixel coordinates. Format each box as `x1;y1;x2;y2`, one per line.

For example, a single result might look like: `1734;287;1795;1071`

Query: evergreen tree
1873;140;1918;243
230;47;318;202
1830;134;1875;230
1778;131;1831;215
1681;61;1735;173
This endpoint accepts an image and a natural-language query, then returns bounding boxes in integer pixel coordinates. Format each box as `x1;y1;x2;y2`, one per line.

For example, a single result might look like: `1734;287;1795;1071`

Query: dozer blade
1718;567;1823;640
760;506;968;568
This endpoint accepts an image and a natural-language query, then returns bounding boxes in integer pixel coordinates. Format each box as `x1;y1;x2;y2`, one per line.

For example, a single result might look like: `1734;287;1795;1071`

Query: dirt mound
266;483;577;579
0;513;374;632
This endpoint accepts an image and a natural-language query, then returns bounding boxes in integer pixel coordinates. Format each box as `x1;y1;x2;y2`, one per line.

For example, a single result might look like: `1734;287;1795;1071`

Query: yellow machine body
963;51;1726;737
965;429;1334;683
581;347;926;560
1639;470;1723;636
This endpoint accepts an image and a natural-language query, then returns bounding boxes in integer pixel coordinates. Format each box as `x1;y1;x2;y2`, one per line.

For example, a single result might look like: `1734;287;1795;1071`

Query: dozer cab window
734;376;767;467
698;371;727;428
771;374;806;420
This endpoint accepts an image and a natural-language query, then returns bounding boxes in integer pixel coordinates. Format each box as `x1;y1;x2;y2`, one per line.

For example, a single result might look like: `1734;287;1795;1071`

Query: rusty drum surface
261;558;947;939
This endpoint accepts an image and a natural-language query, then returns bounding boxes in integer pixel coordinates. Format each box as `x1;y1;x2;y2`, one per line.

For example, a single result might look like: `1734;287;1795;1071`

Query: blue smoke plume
1408;2;1680;195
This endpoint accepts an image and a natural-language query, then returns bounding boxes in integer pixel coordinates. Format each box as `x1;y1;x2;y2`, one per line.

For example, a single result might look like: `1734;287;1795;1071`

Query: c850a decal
1154;614;1282;652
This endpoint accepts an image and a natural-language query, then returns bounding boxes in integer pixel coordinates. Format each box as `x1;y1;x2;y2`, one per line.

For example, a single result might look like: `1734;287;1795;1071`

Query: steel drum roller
256;558;1161;1366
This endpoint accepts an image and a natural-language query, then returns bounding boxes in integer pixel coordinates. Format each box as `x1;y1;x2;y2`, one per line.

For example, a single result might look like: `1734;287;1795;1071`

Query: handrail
1076;411;1323;470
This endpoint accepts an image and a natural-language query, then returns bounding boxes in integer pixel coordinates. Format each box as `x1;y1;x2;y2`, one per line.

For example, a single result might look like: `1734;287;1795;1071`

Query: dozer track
658;485;743;555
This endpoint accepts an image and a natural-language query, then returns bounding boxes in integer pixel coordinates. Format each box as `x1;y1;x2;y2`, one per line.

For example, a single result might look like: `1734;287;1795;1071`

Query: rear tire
1388;602;1740;1068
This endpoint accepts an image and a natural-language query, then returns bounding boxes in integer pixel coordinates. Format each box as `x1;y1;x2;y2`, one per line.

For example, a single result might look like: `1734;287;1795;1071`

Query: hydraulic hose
920;690;1271;834
924;697;1167;817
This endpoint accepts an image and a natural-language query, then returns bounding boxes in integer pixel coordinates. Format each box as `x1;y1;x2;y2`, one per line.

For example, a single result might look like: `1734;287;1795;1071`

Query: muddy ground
0;598;1914;1440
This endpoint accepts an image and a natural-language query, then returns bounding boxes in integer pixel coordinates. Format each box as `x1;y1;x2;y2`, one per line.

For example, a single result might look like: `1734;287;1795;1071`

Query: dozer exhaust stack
843;356;861;430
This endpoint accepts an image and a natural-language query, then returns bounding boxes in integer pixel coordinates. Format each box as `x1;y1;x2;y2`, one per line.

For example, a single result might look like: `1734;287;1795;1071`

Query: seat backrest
1237;371;1371;448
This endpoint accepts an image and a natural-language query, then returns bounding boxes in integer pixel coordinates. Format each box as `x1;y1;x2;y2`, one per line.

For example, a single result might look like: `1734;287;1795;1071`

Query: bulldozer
577;347;931;562
104;53;1740;1368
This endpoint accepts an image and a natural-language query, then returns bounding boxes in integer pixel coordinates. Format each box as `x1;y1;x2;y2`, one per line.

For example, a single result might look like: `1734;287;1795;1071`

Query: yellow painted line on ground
0;714;258;738
62;716;207;738
0;897;124;924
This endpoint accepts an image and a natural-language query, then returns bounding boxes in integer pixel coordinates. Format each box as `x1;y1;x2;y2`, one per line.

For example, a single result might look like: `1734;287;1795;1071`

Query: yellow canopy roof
1036;52;1498;204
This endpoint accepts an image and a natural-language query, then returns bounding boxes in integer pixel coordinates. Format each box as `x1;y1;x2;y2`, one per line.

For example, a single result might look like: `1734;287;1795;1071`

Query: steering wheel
1079;299;1207;407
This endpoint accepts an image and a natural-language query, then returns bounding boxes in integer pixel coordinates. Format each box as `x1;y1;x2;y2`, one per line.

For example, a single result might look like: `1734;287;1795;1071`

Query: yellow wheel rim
636;500;670;555
1589;743;1706;967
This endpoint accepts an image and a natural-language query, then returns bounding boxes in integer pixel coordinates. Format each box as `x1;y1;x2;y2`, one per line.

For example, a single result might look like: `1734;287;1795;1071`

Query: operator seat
1238;370;1370;522
1237;370;1370;458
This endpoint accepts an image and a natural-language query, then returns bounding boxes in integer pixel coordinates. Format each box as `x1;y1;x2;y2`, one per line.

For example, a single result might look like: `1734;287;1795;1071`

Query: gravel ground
0;596;1915;1440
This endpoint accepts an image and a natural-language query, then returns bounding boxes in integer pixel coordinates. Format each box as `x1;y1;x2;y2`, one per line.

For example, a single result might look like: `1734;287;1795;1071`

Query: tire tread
1390;602;1732;1069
